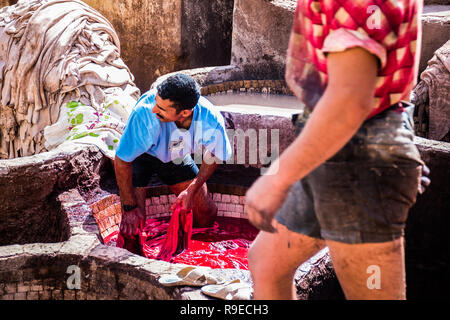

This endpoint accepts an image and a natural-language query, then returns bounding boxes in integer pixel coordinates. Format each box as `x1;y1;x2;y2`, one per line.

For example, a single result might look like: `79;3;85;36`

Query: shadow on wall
405;139;450;299
181;0;234;72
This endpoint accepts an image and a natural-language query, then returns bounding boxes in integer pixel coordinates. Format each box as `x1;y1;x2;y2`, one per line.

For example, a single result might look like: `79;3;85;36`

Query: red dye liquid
109;216;259;270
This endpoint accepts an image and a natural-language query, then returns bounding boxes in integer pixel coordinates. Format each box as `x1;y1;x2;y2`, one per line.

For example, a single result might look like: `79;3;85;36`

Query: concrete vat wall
231;0;296;80
0;145;107;246
420;5;450;74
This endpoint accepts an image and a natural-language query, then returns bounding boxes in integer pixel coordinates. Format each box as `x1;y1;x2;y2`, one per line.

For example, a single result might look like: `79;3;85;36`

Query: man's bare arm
114;154;147;236
245;47;379;232
268;46;378;184
187;150;219;194
114;154;137;206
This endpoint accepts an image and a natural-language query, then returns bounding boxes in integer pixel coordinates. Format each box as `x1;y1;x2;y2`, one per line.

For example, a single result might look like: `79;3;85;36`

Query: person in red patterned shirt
245;0;428;299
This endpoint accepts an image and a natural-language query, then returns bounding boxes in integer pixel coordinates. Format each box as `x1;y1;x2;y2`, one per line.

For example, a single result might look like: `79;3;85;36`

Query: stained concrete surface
82;0;234;92
231;0;296;80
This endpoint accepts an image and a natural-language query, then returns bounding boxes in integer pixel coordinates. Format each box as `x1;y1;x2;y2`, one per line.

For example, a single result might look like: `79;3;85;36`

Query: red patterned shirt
286;0;423;118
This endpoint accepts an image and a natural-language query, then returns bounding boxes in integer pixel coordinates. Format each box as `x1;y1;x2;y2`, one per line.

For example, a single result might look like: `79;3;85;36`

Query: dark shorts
275;103;424;244
132;153;199;187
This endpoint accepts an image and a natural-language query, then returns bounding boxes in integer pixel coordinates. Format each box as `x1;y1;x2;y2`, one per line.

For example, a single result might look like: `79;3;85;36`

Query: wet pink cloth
156;204;193;261
117;204;193;262
116;219;143;255
114;205;260;269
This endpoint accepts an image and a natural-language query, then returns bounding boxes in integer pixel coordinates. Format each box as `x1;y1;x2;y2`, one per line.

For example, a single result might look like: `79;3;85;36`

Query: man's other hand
171;188;195;213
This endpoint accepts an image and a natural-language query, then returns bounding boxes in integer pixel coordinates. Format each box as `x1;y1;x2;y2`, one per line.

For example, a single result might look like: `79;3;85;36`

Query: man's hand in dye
244;174;291;233
120;206;145;237
171;188;195;213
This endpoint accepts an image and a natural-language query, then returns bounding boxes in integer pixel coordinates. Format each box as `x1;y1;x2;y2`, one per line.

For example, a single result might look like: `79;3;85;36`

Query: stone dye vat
0;110;343;300
0;146;255;300
92;185;258;270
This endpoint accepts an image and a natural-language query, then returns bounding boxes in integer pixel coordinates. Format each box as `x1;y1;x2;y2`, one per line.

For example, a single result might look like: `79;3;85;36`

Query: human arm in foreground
245;47;379;232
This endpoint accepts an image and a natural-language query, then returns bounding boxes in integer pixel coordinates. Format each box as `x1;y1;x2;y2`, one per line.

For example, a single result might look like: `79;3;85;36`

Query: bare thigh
326;237;406;300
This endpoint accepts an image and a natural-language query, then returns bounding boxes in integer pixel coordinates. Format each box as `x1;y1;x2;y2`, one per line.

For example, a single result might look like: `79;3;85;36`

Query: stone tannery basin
0;76;449;300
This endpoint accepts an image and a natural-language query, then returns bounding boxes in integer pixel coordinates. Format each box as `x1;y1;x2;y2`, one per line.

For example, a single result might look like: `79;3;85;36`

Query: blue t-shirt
116;89;232;163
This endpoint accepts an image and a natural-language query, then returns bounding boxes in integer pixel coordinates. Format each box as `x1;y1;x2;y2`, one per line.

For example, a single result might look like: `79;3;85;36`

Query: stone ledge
0;244;24;258
0;143;107;246
0;243;211;300
414;136;450;153
58;235;101;257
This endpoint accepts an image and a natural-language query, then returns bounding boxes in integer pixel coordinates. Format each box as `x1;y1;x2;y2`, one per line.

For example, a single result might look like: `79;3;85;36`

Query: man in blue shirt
115;74;232;237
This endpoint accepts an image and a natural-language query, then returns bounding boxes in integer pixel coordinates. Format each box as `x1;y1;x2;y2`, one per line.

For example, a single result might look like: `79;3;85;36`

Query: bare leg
168;180;217;227
326;237;406;300
248;220;326;300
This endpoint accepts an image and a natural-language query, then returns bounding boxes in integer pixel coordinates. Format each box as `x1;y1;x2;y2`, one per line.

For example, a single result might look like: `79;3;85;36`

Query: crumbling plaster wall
82;0;234;92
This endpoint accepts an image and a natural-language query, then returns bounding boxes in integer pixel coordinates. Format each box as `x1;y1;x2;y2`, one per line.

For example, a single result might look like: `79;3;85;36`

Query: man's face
153;94;191;123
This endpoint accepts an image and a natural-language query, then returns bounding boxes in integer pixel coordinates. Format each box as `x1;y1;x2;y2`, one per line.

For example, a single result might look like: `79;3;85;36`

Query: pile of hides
0;0;140;159
411;39;450;141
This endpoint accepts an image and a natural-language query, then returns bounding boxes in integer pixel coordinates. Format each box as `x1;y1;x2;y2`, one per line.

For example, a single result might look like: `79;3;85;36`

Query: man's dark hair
156;73;200;113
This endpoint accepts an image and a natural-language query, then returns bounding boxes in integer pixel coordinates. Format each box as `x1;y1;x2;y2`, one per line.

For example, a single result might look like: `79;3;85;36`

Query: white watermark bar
168;122;281;175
